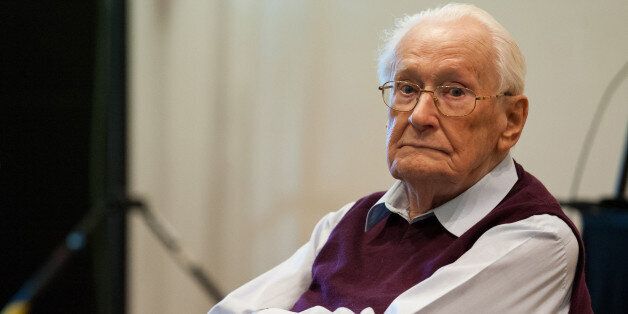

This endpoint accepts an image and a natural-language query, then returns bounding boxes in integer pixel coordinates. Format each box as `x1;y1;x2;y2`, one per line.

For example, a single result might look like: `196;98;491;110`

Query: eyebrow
393;62;478;88
393;60;416;76
392;61;422;81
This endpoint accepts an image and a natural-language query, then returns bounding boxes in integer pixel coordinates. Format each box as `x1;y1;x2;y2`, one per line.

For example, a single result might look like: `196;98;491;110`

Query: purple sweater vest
291;164;592;313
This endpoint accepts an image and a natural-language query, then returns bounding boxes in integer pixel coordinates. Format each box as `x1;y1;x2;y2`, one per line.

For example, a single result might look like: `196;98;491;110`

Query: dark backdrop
1;1;98;312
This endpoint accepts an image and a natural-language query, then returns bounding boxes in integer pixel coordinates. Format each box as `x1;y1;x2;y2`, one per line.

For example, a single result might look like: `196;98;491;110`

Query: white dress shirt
210;156;578;313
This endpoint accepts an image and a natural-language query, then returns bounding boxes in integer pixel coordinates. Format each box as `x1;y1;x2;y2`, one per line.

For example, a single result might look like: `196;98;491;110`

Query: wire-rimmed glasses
378;80;505;117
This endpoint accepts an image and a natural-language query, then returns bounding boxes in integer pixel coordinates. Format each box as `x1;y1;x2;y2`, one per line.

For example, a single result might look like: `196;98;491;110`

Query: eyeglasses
378;80;505;117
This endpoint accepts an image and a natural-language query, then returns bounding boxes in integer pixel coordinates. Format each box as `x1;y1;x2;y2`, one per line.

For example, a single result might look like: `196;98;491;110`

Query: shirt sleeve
386;214;579;314
208;202;356;314
213;213;579;314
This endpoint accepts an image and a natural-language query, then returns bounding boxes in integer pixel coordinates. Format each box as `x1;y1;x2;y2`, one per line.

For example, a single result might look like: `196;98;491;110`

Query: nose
408;91;439;130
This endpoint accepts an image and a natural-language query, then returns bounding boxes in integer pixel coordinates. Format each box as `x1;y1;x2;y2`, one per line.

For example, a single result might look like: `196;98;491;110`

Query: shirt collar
365;154;518;237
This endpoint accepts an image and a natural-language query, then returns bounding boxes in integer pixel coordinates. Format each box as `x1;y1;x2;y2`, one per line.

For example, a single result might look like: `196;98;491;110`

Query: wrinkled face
386;18;510;190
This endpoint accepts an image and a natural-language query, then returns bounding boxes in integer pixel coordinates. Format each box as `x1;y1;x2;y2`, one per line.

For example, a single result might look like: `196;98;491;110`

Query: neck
403;153;508;220
403;182;456;219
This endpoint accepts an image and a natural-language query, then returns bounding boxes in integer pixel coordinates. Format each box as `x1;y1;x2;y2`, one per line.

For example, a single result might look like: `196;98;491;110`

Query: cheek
386;115;405;148
452;113;504;161
386;122;396;161
386;115;405;162
386;118;394;141
472;109;507;144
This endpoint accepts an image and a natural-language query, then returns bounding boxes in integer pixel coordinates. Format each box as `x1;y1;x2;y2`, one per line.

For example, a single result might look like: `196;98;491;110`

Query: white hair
377;3;526;95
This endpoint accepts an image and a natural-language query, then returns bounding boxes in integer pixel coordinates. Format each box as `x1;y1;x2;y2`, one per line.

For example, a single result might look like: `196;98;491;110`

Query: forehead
393;18;497;85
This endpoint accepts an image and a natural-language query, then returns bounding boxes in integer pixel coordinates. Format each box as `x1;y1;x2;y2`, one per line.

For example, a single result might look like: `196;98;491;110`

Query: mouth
398;143;450;155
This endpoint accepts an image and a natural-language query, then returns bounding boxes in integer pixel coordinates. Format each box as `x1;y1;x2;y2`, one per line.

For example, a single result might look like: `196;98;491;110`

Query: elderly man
210;4;592;313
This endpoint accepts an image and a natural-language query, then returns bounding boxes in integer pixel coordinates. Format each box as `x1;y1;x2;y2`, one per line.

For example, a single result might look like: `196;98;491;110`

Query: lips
398;142;450;154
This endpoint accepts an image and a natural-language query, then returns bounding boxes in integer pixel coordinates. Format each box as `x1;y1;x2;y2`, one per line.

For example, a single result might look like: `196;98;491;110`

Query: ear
497;95;528;153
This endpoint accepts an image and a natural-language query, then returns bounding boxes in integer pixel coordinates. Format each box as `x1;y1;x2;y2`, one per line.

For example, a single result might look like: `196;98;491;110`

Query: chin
389;157;452;183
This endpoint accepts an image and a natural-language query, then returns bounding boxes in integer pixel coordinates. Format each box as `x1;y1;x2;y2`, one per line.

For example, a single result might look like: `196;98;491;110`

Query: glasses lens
381;82;395;109
435;86;476;116
381;81;418;111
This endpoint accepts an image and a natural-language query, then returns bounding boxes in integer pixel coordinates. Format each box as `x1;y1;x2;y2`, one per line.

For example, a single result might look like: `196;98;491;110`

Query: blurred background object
1;1;99;313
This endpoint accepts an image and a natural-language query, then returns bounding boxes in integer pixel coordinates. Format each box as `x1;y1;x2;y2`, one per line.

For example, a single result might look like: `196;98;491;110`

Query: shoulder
509;162;559;208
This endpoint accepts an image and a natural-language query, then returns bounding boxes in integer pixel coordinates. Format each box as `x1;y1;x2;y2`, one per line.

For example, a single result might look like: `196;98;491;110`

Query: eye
441;86;468;98
397;82;418;95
